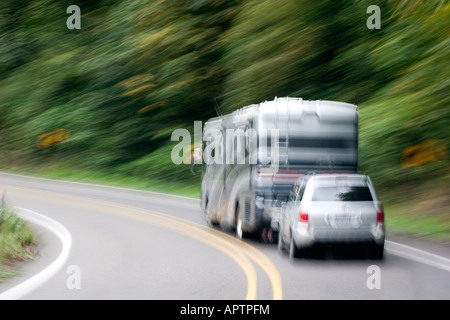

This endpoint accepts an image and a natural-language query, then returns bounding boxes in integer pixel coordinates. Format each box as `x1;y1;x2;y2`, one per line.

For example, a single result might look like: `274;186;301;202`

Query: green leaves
0;0;447;188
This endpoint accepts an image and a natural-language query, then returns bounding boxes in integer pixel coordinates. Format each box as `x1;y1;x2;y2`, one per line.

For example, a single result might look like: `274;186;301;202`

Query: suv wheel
278;232;285;254
369;243;384;260
289;234;300;259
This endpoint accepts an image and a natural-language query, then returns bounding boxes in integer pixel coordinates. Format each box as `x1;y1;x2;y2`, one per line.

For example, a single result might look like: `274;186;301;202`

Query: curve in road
0;182;282;300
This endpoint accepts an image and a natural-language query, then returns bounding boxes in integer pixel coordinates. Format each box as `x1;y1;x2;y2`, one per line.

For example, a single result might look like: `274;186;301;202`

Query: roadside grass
0;205;35;282
379;174;450;244
2;162;201;198
384;203;450;244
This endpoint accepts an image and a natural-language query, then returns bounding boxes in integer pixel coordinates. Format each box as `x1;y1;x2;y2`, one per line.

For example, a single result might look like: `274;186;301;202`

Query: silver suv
278;173;385;259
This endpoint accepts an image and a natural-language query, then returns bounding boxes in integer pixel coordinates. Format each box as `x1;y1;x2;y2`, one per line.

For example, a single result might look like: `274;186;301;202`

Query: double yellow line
0;183;283;300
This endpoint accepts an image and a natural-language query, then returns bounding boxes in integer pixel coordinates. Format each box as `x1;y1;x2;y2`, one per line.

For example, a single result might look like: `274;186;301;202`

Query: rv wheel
236;205;244;240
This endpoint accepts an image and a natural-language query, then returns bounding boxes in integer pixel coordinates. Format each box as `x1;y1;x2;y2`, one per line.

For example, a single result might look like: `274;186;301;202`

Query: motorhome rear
200;97;358;241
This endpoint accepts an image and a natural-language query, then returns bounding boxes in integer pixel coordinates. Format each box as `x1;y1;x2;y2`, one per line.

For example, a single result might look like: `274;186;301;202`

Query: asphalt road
0;172;449;300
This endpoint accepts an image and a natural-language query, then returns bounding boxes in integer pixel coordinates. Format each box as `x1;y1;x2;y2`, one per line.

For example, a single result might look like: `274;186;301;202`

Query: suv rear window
312;186;373;201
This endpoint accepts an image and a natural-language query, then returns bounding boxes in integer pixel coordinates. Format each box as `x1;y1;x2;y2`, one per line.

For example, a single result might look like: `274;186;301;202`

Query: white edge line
0;207;72;300
385;240;450;273
0;171;198;202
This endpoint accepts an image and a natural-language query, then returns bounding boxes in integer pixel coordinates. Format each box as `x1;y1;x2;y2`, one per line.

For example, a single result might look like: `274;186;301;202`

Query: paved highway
0;172;449;300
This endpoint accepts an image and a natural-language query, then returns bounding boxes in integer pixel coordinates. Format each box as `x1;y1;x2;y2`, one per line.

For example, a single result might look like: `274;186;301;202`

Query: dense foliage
0;0;448;189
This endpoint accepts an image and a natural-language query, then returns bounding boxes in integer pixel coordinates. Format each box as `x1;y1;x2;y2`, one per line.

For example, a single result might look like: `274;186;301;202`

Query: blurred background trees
0;0;448;191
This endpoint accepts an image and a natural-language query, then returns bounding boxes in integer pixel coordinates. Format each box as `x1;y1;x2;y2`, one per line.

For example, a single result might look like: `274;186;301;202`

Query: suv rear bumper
293;224;385;248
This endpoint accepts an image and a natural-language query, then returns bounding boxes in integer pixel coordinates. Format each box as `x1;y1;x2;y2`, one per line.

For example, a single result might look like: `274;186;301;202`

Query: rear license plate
331;214;352;228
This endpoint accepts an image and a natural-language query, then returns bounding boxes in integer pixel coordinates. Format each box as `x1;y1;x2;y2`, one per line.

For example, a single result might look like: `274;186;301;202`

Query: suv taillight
299;211;309;223
377;205;384;224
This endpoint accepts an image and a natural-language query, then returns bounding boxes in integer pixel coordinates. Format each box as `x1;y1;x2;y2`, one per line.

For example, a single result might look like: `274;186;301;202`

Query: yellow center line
1;183;283;300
